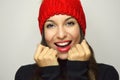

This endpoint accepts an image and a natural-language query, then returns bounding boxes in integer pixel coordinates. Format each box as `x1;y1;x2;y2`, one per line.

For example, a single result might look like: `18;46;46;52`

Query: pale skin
34;15;91;67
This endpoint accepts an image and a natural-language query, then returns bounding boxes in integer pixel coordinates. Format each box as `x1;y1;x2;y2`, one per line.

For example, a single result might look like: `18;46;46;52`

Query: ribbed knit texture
38;0;86;35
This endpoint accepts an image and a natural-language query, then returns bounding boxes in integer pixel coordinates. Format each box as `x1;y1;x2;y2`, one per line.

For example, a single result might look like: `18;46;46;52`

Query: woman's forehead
48;14;72;20
46;14;76;22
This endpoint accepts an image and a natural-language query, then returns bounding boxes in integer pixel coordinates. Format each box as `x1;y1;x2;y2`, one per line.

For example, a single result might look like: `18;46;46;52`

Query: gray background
0;0;120;80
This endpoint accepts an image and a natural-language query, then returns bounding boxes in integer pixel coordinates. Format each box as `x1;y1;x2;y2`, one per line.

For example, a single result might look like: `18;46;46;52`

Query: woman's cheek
68;28;80;42
45;29;55;40
45;30;57;47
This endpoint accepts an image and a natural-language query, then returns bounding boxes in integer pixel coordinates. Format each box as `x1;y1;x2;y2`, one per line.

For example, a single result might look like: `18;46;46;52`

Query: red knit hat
38;0;86;35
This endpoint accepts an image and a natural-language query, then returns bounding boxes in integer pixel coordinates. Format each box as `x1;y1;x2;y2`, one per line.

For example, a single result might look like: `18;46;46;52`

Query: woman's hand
68;40;91;61
34;44;58;67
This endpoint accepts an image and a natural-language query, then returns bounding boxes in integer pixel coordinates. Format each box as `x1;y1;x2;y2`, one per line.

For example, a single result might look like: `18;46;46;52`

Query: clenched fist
68;40;91;61
34;44;58;67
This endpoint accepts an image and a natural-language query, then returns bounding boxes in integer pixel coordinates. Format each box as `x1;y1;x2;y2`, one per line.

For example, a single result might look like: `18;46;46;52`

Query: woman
15;0;119;80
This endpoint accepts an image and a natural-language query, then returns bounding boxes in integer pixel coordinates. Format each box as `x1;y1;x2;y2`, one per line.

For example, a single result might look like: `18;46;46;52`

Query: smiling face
44;14;81;60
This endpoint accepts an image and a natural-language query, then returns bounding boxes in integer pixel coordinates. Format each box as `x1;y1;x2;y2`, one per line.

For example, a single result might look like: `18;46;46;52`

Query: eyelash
45;21;75;28
66;21;75;26
46;24;55;28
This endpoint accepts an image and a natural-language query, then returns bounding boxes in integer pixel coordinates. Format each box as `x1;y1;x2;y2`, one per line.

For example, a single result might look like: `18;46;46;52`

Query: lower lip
57;45;71;53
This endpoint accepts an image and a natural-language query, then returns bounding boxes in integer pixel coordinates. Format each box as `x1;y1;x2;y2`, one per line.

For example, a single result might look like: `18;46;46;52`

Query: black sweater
15;60;119;80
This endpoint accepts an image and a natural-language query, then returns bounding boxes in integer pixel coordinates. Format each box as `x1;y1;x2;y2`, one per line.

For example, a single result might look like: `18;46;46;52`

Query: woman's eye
46;24;54;28
66;21;75;26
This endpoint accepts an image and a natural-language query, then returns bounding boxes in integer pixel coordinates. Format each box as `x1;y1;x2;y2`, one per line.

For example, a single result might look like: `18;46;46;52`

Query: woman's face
44;14;81;60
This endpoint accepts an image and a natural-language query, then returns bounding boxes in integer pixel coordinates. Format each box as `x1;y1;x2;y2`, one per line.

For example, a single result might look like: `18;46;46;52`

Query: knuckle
76;44;80;47
43;55;51;60
43;56;47;60
80;52;85;57
38;56;43;61
45;47;49;50
72;53;77;59
54;50;57;54
86;50;91;57
87;49;91;54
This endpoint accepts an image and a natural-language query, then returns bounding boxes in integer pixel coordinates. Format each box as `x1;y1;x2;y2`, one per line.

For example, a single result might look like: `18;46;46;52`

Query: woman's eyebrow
46;16;74;23
65;17;74;22
46;20;55;23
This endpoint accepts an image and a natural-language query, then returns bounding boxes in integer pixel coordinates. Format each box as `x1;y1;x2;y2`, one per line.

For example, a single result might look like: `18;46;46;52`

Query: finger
43;49;58;62
68;48;72;60
76;44;85;56
69;46;79;60
39;47;49;57
42;48;54;60
47;48;56;56
71;46;78;55
52;50;58;57
68;48;72;55
47;48;54;54
34;44;44;60
81;40;91;56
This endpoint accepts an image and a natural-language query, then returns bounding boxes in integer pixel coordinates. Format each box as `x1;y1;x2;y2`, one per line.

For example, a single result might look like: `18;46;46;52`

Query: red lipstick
57;45;71;52
55;40;71;53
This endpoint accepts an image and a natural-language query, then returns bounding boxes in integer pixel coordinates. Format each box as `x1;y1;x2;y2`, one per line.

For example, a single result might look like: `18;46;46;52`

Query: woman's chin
57;52;68;60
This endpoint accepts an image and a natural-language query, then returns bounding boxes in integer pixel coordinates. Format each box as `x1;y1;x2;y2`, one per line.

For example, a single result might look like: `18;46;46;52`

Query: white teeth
55;41;72;47
57;42;69;46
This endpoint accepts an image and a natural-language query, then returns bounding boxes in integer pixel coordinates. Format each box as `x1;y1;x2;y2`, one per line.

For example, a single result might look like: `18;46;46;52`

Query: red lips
54;40;72;53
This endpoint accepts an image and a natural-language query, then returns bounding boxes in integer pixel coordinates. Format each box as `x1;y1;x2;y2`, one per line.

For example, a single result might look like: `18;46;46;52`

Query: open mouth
54;40;72;47
54;40;72;52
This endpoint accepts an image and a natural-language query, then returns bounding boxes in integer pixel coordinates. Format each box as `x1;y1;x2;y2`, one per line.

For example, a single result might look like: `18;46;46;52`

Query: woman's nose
56;27;67;39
